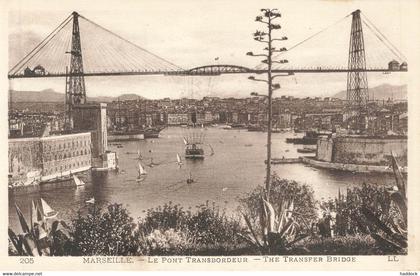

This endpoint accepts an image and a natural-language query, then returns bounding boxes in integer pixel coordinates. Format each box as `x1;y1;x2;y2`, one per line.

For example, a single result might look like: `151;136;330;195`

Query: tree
71;204;139;256
247;9;289;197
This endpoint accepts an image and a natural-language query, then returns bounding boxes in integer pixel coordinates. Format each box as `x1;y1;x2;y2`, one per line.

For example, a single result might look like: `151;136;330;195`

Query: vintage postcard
0;0;419;272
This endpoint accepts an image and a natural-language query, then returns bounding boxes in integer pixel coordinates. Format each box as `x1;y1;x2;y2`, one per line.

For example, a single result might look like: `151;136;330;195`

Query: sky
7;0;410;99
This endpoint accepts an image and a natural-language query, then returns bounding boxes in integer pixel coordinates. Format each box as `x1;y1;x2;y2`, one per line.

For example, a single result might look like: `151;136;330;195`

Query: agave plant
360;153;407;254
240;194;310;254
8;200;72;256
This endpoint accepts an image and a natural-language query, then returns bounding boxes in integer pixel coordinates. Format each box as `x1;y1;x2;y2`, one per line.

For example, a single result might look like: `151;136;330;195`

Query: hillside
9;83;406;103
9;89;146;103
9;89;64;102
333;84;407;100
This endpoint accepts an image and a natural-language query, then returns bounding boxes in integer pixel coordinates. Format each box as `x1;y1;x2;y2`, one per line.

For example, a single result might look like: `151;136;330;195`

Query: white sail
138;162;147;175
86;197;95;204
40;198;57;218
176;154;181;164
183;137;188;145
73;175;85;186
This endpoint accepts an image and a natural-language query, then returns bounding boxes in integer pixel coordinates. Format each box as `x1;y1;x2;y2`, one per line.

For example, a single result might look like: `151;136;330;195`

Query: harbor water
9;127;396;231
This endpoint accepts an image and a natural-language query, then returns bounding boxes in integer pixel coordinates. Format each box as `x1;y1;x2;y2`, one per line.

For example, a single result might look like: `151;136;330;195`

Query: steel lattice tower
65;11;86;129
346;9;369;132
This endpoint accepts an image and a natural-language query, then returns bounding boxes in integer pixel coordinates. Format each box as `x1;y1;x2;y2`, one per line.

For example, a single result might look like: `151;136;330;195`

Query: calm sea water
9;127;396;231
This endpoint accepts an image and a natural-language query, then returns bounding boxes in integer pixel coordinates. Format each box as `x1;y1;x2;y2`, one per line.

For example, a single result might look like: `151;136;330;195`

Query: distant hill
9;89;146;103
10;84;406;103
115;94;146;101
9;89;64;102
333;84;407;101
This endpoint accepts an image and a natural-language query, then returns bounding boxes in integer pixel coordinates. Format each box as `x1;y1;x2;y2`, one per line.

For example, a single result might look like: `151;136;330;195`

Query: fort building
8;132;92;186
73;103;116;170
316;135;407;166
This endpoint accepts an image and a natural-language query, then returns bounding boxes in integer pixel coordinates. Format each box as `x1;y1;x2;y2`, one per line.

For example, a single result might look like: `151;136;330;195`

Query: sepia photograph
2;0;419;271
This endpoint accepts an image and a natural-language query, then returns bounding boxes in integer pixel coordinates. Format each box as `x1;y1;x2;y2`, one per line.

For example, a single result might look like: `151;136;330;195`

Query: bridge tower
346;9;369;132
65;11;87;129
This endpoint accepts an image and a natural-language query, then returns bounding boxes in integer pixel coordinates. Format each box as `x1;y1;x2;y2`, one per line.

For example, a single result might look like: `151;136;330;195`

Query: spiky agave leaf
259;196;268;246
277;198;293;233
276;199;287;233
287;199;295;220
21;233;40;256
241;212;263;249
15;203;31;235
8;228;25;255
278;219;294;238
361;207;407;248
389;192;407;226
33;224;50;256
237;232;264;251
390;152;406;199
370;231;404;252
262;198;276;233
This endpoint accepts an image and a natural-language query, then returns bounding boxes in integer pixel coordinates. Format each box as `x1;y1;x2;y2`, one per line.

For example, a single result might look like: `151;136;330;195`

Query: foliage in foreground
238;176;316;254
362;154;407;254
71;204;139;256
320;154;407;254
292;234;380;255
137;201;245;255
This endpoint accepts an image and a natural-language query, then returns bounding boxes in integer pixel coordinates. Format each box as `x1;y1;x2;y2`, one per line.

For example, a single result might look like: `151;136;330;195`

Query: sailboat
86;197;95;204
137;150;143;160
176;153;183;167
138;162;147;177
40;198;58;219
73;175;85;186
187;172;194;184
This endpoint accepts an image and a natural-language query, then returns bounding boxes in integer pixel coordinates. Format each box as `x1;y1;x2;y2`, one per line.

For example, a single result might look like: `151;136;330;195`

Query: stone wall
331;136;407;166
8;137;43;185
316;137;333;162
9;132;92;186
41;133;92;178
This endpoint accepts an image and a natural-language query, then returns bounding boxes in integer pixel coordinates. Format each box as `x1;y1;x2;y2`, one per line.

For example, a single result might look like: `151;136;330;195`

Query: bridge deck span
8;68;407;79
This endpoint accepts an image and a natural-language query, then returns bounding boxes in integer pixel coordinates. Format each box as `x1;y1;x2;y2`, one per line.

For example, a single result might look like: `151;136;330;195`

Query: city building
167;113;189;125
